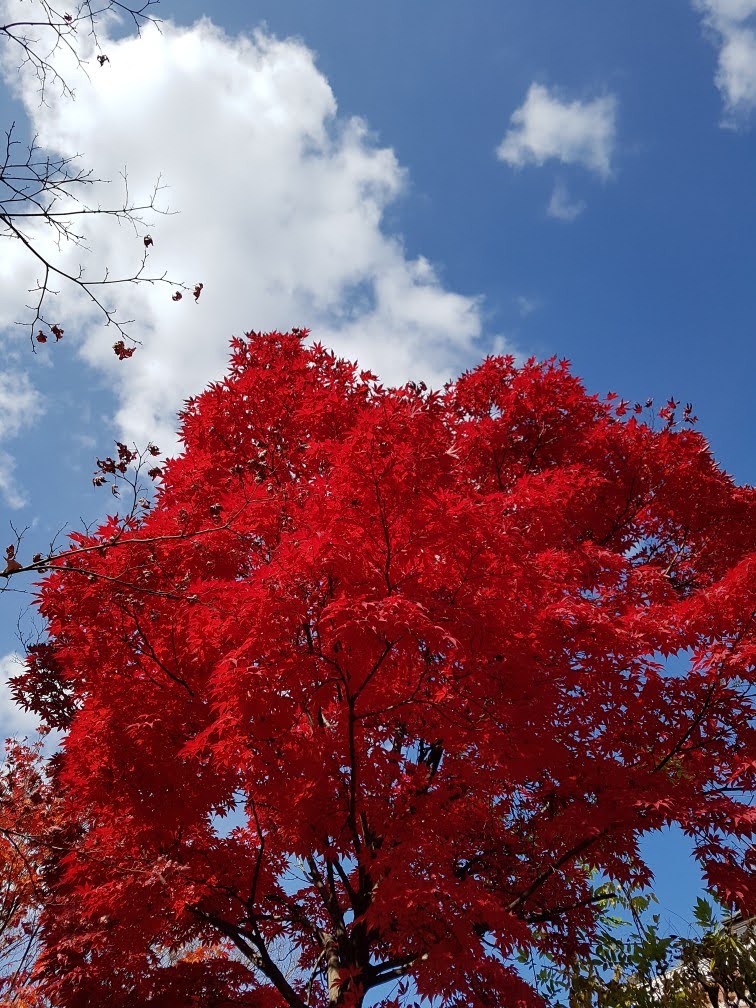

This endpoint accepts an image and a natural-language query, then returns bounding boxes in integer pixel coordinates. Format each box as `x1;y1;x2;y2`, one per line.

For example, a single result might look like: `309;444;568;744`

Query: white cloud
0;12;486;453
0;371;43;507
0;451;28;509
0;370;42;439
547;181;586;221
516;295;538;317
497;83;617;179
0;653;38;739
696;0;756;21
694;0;756;119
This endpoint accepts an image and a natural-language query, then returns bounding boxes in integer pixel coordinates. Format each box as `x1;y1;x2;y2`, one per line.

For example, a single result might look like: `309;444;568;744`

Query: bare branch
0;3;196;348
2;1;160;101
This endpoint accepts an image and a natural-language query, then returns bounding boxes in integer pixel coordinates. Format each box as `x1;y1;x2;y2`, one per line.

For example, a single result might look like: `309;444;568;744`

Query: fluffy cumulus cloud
0;10;485;452
694;0;756;119
497;83;617;178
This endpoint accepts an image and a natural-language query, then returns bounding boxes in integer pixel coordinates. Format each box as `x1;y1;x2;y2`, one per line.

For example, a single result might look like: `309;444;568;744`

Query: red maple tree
0;742;61;1008
16;331;756;1007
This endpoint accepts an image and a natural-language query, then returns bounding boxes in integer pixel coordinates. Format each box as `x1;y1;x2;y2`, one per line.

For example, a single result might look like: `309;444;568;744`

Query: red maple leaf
112;341;135;360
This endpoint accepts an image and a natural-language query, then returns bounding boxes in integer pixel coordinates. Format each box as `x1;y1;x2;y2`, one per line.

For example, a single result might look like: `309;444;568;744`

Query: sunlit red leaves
23;331;756;1008
0;743;61;1005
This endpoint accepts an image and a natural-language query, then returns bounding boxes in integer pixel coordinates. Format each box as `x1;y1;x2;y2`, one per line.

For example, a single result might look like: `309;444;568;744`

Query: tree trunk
325;935;364;1008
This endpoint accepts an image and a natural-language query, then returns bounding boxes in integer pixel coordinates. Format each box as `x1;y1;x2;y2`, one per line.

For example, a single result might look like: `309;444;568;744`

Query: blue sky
0;0;754;935
194;0;756;478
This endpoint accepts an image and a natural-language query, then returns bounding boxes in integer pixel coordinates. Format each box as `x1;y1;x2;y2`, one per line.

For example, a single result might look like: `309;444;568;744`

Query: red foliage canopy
0;742;61;1008
20;332;756;1007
